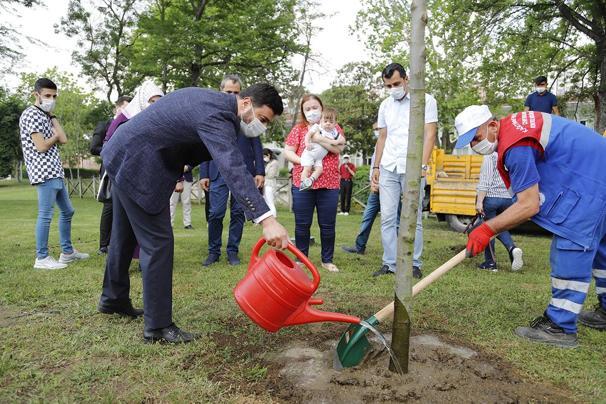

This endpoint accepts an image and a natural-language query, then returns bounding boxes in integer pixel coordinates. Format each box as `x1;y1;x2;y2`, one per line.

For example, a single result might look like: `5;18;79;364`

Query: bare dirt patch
258;333;573;403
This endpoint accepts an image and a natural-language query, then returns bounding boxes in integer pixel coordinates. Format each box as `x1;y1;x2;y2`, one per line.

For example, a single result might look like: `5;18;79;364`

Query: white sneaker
510;247;524;271
34;256;67;270
343;212;349;216
59;249;90;264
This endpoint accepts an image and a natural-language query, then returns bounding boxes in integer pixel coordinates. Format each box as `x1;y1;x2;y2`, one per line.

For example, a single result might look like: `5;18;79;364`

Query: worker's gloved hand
466;222;495;258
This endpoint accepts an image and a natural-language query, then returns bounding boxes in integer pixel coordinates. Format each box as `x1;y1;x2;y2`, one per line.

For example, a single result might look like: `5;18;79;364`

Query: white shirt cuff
253;211;274;224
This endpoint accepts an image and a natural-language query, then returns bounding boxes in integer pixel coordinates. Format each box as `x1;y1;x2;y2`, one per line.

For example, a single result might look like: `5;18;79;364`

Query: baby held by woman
300;107;345;191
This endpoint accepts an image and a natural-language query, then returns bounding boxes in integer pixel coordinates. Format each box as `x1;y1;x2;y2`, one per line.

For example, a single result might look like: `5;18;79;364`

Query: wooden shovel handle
374;249;467;323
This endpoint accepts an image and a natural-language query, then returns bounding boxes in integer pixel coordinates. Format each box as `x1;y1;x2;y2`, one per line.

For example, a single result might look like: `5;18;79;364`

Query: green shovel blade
334;315;379;369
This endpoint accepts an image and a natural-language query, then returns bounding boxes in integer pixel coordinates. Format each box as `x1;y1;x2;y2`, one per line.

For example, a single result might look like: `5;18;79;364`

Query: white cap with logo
454;105;493;148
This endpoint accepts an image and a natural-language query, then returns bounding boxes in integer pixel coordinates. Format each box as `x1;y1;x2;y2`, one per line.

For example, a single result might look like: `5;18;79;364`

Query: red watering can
234;238;360;332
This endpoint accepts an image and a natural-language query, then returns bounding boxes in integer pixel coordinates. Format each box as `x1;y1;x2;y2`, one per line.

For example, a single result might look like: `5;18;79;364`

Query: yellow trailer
425;148;483;232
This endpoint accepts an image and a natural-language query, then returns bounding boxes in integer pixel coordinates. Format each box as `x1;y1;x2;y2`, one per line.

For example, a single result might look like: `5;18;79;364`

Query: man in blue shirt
454;105;606;349
523;76;560;115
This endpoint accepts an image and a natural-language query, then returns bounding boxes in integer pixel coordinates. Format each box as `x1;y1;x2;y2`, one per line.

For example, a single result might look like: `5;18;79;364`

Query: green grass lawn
0;181;604;402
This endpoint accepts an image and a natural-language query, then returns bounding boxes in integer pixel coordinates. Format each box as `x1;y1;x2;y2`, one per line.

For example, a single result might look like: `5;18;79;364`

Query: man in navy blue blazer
200;75;266;266
99;83;289;343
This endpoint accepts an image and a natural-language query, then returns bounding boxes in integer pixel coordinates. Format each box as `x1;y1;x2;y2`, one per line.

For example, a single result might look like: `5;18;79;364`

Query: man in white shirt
370;63;438;277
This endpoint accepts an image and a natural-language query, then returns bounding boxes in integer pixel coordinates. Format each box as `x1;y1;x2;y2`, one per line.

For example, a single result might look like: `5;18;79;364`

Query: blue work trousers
546;219;606;333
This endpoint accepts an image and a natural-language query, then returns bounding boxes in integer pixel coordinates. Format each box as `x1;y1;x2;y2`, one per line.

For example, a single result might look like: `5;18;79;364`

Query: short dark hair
534;76;548;85
34;78;57;93
115;96;132;106
240;83;283;116
382;63;406;80
263;148;276;160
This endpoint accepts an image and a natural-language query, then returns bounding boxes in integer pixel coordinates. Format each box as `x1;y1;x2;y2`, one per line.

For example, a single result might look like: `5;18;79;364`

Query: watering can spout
284;301;360;327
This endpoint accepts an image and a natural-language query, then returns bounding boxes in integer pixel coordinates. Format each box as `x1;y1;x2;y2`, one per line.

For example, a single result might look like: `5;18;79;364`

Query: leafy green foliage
0;88;25;177
130;0;303;90
57;0;141;101
321;84;379;158
355;0;606;143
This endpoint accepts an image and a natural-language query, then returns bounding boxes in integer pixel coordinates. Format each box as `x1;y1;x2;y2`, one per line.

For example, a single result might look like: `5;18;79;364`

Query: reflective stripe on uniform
550;298;583;314
596;287;606;295
539;112;552;148
551;277;590;293
593;269;606;278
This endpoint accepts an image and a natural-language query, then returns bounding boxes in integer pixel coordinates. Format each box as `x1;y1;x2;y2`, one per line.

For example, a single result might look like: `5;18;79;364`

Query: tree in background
354;0;606;146
321;62;382;159
0;88;25;178
130;0;303;89
57;0;141;102
0;0;42;74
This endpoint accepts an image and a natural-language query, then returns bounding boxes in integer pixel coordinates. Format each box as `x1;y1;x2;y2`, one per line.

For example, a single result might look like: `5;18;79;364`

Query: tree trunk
390;0;427;374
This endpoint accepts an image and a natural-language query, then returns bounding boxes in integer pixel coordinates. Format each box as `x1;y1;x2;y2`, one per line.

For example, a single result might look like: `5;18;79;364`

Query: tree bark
390;0;426;374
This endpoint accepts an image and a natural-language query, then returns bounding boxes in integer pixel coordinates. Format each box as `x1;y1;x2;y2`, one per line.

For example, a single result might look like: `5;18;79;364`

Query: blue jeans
482;197;515;264
355;192;401;252
292;187;339;263
379;167;424;271
35;178;74;259
208;174;245;256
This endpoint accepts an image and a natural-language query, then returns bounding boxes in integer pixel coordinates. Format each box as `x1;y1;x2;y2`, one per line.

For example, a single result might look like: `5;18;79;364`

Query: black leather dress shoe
98;299;143;318
372;265;394;277
341;245;365;255
413;266;423;279
144;323;196;344
227;253;241;266
202;254;220;267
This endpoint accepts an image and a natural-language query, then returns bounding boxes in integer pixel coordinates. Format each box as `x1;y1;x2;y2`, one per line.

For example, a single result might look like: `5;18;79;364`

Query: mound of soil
260;333;572;403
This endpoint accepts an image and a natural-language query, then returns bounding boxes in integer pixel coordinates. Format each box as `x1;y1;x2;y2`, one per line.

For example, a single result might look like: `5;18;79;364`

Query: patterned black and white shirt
19;106;64;185
477;152;511;198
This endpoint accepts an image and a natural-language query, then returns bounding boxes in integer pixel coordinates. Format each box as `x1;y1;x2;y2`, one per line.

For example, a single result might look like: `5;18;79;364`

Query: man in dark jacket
98;84;289;343
90;96;131;255
200;74;265;266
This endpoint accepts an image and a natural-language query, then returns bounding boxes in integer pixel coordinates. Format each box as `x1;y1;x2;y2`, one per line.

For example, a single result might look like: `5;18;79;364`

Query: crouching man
454;105;606;348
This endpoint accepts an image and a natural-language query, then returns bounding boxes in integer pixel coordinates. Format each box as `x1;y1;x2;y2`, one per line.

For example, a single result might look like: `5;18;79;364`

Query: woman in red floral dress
283;94;345;272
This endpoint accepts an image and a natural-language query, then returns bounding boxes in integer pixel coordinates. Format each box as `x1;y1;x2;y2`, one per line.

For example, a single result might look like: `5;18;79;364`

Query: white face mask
373;130;379;138
263;156;270;163
240;105;267;138
389;85;406;100
304;109;321;124
536;86;546;94
39;98;56;113
471;127;498;155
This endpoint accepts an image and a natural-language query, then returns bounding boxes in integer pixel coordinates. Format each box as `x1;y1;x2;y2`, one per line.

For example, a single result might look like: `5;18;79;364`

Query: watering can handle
248;237;266;272
249;237;321;291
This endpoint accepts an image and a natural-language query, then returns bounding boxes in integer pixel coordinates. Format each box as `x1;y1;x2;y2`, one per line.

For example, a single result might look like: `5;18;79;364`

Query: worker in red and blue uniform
454;105;606;348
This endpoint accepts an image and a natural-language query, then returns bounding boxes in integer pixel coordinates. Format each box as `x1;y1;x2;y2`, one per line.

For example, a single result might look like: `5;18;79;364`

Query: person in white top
263;148;280;217
370;63;438;278
299;107;345;191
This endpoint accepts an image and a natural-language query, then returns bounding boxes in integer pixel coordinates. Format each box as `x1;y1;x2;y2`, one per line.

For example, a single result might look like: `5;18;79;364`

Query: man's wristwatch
372;166;380;170
421;164;429;171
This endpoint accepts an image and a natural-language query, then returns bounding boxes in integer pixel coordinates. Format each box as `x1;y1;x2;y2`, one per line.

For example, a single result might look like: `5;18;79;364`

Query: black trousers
99;200;112;248
340;179;353;213
100;185;174;330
